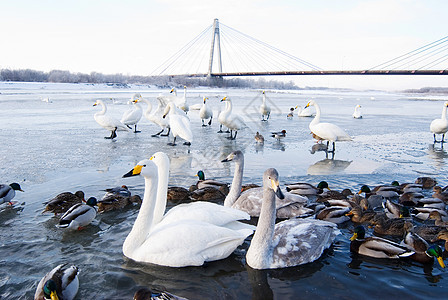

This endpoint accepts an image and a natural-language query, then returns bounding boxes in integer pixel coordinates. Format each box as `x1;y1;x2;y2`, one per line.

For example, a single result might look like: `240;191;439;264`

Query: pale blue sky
1;0;447;90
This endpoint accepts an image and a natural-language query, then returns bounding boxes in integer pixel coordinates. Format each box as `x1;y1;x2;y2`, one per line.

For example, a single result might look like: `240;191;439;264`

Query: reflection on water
308;158;352;175
428;144;448;170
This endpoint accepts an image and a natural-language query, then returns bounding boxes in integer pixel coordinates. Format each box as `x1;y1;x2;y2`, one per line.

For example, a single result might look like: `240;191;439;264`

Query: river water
1;82;447;299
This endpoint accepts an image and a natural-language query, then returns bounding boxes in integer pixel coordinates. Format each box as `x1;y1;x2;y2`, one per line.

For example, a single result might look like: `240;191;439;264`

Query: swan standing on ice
260;91;271;121
93;100;129;139
352;104;362;119
134;96;170;137
170;86;189;114
199;97;213;126
121;152;254;267
430;101;448;143
220;97;245;140
305;99;352;153
246;168;339;269
163;102;193;146
121;94;143;133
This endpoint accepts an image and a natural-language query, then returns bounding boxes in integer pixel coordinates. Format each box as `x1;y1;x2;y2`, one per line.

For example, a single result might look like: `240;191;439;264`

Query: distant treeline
0;68;299;90
403;87;448;94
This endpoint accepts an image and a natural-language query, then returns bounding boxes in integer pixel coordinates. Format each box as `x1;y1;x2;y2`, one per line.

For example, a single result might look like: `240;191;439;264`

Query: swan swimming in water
121;152;254;267
121;93;143;133
296;105;315;117
199;97;213;126
246;168;339;269
430;101;448;143
259;91;271;121
163;102;193;146
305;99;352;153
222;151;313;218
93;100;129;139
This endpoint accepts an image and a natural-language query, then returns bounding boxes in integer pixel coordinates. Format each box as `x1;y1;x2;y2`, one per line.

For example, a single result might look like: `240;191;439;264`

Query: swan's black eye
143;165;146;167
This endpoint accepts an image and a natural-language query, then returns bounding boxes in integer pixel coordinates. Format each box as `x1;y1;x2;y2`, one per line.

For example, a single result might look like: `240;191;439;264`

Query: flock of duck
3;88;448;299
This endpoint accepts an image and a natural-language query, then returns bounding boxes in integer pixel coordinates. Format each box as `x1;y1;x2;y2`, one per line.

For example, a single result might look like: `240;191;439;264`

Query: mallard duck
317;189;352;202
190;186;226;202
414;225;444;243
383;199;404;219
102;185;131;197
255;132;264;143
285;181;329;196
97;195;141;213
55;197;98;230
189;170;229;195
345;205;376;224
350;225;414;259
432;186;448;202
428;211;448;227
413;207;448;221
436;230;448;251
133;287;188;300
42;191;85;215
0;182;24;205
402;222;445;267
359;185;399;198
416;197;445;210
167;186;191;202
370;214;407;236
34;264;79;300
399;192;424;206
316;206;351;224
415;177;437;189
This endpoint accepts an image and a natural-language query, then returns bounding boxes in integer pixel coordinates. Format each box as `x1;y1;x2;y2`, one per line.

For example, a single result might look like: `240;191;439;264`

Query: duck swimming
56;197;98;230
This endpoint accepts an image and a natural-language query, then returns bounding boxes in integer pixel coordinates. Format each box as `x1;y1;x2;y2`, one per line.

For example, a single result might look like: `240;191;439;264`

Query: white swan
352;104;362;119
120;94;143;133
163;102;193;146
220;97;245;140
170;86;189;114
222;151;312;218
217;99;229;133
93;100;129;139
121;152;254;267
34;264;79;300
430;101;448;143
296;105;315;117
246;168;339;269
305;99;352;152
259;91;271;121
135;96;170;137
199;97;213;126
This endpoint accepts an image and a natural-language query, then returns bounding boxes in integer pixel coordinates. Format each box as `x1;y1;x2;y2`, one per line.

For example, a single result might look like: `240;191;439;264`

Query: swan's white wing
130;220;252;267
430;118;448;134
95;114;129;131
121;105;142;125
170;115;193;142
311;122;351;141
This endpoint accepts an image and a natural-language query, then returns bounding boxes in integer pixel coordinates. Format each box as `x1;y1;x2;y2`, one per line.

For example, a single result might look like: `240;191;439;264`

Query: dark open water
0;82;447;299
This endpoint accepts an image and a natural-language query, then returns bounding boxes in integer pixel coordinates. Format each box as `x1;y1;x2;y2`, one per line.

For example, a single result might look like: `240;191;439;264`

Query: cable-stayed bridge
151;19;448;79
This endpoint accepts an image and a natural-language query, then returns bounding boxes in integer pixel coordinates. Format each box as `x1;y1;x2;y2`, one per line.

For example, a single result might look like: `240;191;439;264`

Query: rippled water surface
1;82;448;299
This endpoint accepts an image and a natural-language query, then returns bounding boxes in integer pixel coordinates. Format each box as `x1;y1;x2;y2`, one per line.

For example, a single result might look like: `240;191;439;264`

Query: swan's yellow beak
93;102;98;106
123;165;143;178
305;102;310;108
350;233;358;241
221;97;227;102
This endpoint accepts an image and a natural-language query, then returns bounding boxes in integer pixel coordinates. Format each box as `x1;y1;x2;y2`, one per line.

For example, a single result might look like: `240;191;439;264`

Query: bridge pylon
207;18;223;86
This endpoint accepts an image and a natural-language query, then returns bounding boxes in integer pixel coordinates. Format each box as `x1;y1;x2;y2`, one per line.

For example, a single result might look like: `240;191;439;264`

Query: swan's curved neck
97;101;107;115
123;174;157;256
262;94;266;105
141;98;152;117
442;105;447;119
183;87;187;100
310;103;321;126
151;158;170;227
246;186;276;268
224;158;244;207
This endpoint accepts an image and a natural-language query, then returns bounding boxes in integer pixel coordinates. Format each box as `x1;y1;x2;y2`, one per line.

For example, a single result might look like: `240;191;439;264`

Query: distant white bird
163;102;193;146
259;91;271;121
430;101;448;143
121;94;143;133
305;99;352;153
0;182;24;205
40;96;52;103
220;96;245;140
136;96;170;137
93;100;129;139
199;97;213;126
352;104;362;119
170;86;189;114
296;105;315;117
